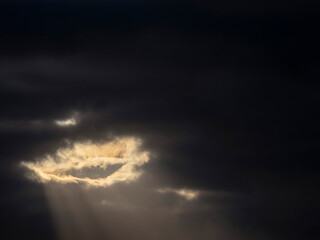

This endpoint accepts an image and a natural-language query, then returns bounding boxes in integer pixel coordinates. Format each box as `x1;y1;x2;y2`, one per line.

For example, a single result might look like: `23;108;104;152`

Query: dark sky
0;1;319;240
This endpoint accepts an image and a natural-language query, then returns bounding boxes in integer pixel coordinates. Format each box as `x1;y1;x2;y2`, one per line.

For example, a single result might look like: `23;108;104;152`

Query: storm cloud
0;1;319;240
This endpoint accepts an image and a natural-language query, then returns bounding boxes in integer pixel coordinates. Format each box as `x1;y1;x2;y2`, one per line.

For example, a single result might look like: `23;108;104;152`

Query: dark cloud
0;1;319;240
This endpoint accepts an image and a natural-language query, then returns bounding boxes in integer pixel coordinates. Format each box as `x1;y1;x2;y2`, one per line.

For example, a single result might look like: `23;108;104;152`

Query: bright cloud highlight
54;117;77;127
158;188;199;200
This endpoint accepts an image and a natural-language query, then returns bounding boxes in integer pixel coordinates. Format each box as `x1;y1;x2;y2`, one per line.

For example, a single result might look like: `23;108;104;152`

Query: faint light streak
101;200;113;206
21;137;149;188
158;188;199;201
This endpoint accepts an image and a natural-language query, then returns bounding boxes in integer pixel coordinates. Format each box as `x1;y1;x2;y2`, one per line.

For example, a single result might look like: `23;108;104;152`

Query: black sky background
0;1;319;240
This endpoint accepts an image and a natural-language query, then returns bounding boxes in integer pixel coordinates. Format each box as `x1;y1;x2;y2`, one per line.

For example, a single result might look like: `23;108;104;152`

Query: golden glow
22;137;149;187
158;188;199;200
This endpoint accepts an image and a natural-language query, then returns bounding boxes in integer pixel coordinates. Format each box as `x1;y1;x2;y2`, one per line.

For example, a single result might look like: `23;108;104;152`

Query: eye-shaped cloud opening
21;137;150;188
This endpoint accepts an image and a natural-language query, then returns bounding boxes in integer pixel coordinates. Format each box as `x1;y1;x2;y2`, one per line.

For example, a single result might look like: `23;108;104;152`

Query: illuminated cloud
21;137;150;188
158;188;199;201
54;117;77;127
54;112;79;127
